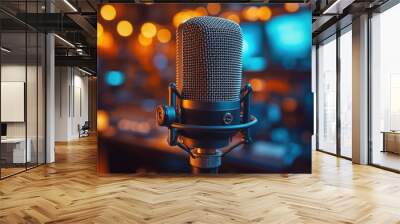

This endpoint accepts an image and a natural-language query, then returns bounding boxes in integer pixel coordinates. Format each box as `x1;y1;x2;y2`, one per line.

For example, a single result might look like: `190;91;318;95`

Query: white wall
55;67;89;141
55;66;70;141
72;73;89;138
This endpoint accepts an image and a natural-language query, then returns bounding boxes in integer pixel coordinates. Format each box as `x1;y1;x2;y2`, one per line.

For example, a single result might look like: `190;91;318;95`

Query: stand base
189;148;222;169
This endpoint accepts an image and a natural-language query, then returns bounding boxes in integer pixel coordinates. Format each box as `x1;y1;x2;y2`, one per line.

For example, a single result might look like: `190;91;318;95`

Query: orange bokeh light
97;31;114;49
265;80;290;94
225;13;240;24
207;3;221;15
116;20;133;37
97;110;109;132
172;10;201;28
97;22;103;40
195;7;208;16
250;78;265;92
138;34;153;47
243;6;259;21
141;22;157;38
257;6;272;21
157;28;171;43
100;5;116;21
282;98;298;112
284;3;300;13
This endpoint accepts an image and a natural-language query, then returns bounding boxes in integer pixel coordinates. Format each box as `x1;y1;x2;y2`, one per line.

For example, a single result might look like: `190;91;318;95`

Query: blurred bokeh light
117;20;133;37
97;110;109;132
223;12;240;24
157;28;172;43
207;3;221;15
97;31;113;49
243;6;259;21
138;34;153;46
242;23;267;71
97;22;103;38
257;6;272;21
141;22;157;38
265;11;311;70
284;3;300;13
105;70;125;86
100;5;116;21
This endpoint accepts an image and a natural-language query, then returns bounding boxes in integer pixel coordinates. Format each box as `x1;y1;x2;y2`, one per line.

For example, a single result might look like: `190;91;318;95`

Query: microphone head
176;16;243;102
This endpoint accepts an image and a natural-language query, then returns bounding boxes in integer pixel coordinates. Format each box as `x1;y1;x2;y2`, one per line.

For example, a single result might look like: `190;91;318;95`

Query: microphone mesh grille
176;16;242;102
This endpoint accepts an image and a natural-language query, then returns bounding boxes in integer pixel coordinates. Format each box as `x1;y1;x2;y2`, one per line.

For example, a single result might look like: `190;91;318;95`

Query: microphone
156;16;257;172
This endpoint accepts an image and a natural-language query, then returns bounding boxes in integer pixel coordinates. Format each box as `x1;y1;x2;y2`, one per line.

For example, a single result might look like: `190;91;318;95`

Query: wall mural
97;3;312;174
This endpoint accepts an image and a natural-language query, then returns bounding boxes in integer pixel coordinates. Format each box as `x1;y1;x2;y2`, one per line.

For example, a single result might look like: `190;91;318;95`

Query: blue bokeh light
242;23;267;72
245;57;267;71
153;53;168;70
265;11;311;69
268;104;281;122
105;70;125;86
271;128;290;142
283;143;301;165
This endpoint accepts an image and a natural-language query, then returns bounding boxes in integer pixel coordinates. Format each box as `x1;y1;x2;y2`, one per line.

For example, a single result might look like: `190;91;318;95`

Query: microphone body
156;16;257;171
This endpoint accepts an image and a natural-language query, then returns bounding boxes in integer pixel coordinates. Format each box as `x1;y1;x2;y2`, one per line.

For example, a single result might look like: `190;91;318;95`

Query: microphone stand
156;83;257;174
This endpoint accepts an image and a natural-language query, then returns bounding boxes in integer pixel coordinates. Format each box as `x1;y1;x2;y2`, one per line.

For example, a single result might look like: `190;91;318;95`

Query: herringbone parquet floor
1;136;400;224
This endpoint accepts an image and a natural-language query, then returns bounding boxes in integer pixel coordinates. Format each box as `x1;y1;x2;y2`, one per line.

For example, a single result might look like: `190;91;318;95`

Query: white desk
1;138;31;163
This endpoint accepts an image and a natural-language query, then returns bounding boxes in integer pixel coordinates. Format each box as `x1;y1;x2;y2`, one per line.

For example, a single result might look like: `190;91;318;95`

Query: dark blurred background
97;3;313;174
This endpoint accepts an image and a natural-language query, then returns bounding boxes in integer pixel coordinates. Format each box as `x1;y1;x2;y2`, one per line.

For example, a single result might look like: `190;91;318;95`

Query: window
370;3;400;171
317;36;337;154
0;1;46;179
339;28;352;158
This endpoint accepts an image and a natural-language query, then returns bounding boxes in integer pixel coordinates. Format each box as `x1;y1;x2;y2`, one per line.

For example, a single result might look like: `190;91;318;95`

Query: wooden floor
1;167;26;178
1;136;400;223
373;150;400;171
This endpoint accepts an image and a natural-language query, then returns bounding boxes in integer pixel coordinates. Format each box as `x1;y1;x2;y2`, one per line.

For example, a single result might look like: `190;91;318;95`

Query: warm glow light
257;6;272;21
282;98;298;112
195;7;208;16
100;5;116;21
157;28;171;43
173;11;198;28
226;13;240;24
243;6;259;21
207;3;221;15
138;34;153;47
118;119;151;134
97;110;109;132
265;80;290;93
250;78;265;92
141;22;157;38
173;12;183;28
97;31;113;49
188;9;202;18
171;9;207;28
117;20;133;37
97;23;103;38
284;3;300;13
